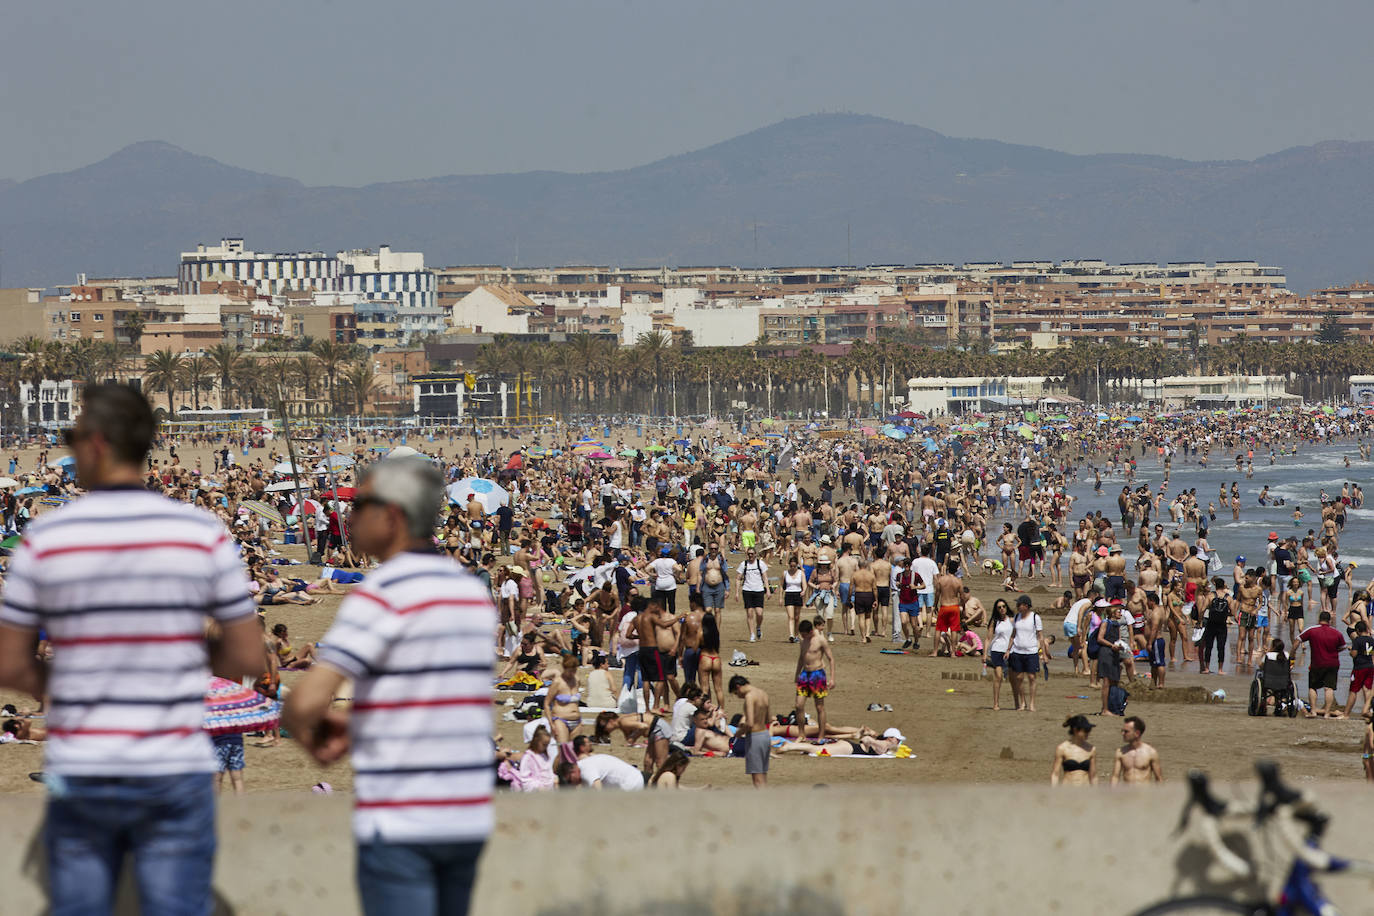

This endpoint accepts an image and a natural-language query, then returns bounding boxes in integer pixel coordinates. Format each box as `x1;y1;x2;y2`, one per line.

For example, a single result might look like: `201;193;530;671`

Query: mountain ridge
3;114;1373;291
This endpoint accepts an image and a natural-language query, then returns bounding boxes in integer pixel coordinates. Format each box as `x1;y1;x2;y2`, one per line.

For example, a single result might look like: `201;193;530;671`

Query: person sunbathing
270;623;317;669
772;731;904;757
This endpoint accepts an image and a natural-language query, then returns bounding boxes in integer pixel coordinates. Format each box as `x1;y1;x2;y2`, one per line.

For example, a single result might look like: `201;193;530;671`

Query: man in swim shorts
931;558;963;658
730;675;771;788
793;620;834;743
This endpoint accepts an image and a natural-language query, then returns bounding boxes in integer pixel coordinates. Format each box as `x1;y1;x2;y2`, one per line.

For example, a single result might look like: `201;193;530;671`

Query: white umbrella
386;445;427;460
316;455;355;471
445;477;509;515
272;461;306;475
263;480;300;493
0;477;19;488
290;498;323;517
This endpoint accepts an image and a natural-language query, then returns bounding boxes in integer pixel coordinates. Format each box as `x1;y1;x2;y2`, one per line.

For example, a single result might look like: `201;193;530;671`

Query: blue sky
5;0;1372;184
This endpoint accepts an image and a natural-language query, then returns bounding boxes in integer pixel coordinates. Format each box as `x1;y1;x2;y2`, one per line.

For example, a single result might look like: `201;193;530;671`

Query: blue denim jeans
44;772;216;916
357;839;485;916
620;651;642;692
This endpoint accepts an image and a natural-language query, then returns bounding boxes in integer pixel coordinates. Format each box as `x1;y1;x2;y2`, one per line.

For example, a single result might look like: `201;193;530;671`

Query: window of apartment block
93;313;104;321
71;312;81;322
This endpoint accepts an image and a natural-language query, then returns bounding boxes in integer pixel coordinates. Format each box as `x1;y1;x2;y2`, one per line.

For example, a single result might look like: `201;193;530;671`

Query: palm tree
93;341;125;383
183;356;215;410
230;361;264;410
120;311;146;350
341;360;380;416
311;339;350;413
66;339;99;386
292;355;323;413
635;330;673;415
206;344;242;409
142;349;185;414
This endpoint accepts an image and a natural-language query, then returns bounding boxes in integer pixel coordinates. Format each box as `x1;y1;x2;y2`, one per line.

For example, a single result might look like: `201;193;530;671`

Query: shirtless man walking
729;675;771;788
932;559;964;658
794;619;835;744
1111;716;1163;785
835;548;859;638
850;557;878;644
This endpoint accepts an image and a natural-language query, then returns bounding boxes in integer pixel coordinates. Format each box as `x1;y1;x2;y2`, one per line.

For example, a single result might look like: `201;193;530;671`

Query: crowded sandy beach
2;387;1374;913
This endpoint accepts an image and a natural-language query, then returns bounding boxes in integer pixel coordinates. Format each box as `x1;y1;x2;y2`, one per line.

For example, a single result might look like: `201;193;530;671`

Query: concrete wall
1;782;1369;915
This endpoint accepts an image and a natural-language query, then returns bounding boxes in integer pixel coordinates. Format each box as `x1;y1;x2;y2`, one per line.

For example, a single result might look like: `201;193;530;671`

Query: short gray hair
359;458;444;539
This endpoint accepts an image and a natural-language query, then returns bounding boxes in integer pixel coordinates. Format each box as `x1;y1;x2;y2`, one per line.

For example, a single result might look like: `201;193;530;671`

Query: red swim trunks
936;605;961;633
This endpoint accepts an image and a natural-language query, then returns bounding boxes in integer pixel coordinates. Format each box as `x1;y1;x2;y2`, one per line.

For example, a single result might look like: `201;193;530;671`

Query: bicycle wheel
1131;897;1266;916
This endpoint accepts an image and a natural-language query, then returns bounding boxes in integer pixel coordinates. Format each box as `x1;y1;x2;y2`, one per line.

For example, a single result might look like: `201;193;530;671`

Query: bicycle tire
1131;897;1267;916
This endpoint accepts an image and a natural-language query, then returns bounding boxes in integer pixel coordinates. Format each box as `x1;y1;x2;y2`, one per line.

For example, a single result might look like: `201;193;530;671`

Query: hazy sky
5;0;1372;185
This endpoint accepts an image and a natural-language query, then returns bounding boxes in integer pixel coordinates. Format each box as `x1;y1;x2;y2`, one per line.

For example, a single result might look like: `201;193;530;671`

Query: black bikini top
1062;757;1091;773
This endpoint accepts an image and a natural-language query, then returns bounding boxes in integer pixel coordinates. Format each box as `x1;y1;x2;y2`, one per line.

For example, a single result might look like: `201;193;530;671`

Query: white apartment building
179;238;339;297
338;246;437;312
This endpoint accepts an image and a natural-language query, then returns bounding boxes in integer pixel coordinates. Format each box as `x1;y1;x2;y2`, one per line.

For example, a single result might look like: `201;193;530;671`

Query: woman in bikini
772;732;903;757
591;711;656;744
270;623;317;669
698;611;724;705
1050;714;1097;786
544;653;584;743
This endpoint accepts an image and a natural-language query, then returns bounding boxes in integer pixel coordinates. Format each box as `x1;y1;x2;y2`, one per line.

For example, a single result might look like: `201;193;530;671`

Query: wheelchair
1248;655;1298;717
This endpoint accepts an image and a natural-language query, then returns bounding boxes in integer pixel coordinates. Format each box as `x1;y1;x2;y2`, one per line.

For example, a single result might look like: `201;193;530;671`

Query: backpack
1107;685;1129;715
1206;596;1230;628
1085;619;1102;659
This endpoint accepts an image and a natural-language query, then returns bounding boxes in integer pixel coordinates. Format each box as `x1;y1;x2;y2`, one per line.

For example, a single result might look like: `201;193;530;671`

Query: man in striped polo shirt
0;384;264;915
285;457;496;916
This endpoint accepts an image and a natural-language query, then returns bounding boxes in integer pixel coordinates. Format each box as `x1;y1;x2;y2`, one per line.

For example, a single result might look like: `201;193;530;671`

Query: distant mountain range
3;114;1374;292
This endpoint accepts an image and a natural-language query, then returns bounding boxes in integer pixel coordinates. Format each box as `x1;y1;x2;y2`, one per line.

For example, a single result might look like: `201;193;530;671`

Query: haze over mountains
2;114;1372;292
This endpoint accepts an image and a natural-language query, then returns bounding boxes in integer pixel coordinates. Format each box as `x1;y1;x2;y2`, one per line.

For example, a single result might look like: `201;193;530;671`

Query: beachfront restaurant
1133;375;1300;409
905;376;1064;415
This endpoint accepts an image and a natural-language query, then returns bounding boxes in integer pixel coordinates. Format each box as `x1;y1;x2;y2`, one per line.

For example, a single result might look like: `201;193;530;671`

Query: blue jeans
358;839;485;916
44;772;216;916
621;652;642;692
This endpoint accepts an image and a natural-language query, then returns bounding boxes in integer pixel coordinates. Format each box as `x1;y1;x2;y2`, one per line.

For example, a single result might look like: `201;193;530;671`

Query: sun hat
1096;546;1109;557
1268;532;1278;540
507;565;526;576
882;727;906;742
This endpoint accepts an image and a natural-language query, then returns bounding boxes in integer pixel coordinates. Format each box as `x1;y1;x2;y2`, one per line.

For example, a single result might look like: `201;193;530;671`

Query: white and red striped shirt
316;549;496;843
0;487;256;776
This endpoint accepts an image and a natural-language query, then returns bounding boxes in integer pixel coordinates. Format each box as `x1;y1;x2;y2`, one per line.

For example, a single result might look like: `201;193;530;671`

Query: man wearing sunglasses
285;457;497;916
0;384;264;916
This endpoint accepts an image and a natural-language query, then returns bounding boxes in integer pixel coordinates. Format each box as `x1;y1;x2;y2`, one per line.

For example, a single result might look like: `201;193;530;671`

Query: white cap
1094;598;1110;608
882;727;906;743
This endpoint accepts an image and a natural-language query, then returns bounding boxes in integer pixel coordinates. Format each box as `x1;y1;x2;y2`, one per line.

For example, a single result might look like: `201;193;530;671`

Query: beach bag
1191;627;1205;644
1107;685;1129;716
1209;552;1223;573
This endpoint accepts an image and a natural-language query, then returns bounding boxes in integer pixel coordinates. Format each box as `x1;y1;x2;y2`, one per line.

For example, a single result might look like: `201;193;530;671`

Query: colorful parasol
203;677;280;737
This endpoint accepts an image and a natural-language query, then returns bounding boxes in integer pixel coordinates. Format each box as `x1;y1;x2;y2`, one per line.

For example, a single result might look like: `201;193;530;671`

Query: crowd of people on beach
3;385;1374;912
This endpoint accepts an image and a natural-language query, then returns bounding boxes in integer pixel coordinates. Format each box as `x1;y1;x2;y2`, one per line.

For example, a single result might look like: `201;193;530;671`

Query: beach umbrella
726;453;751;461
922;437;938;451
387;445;426;459
860;426;877;436
16;486;44;496
316;455;355;471
1126;416;1143;423
760;418;775;427
587;450;613;460
1;534;21;548
895;425;915;434
241;500;284;526
748;438;766;446
290;498;323;517
272;461;306;475
318;487;356;501
883;429;907;440
0;477;18;488
445;477;509;514
250;424;270;433
647;444;668;452
897;410;920;419
1016;425;1034;439
47;456;77;469
921;425;938;434
973;421;990;428
673;439;691;446
262;480;299;494
618;448;638;457
504;453;525;470
204;677;280;737
602;458;629;469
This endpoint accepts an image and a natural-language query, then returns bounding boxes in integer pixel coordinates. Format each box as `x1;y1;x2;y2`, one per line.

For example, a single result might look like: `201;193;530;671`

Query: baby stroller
1247;652;1298;717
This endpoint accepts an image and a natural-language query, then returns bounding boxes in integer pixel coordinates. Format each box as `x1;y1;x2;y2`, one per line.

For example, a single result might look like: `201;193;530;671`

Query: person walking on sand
729;675;771;788
1008;595;1048;712
793;619;835;743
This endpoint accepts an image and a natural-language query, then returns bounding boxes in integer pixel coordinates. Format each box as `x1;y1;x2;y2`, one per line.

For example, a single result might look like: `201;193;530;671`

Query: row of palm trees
7;337;382;417
472;332;1374;416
